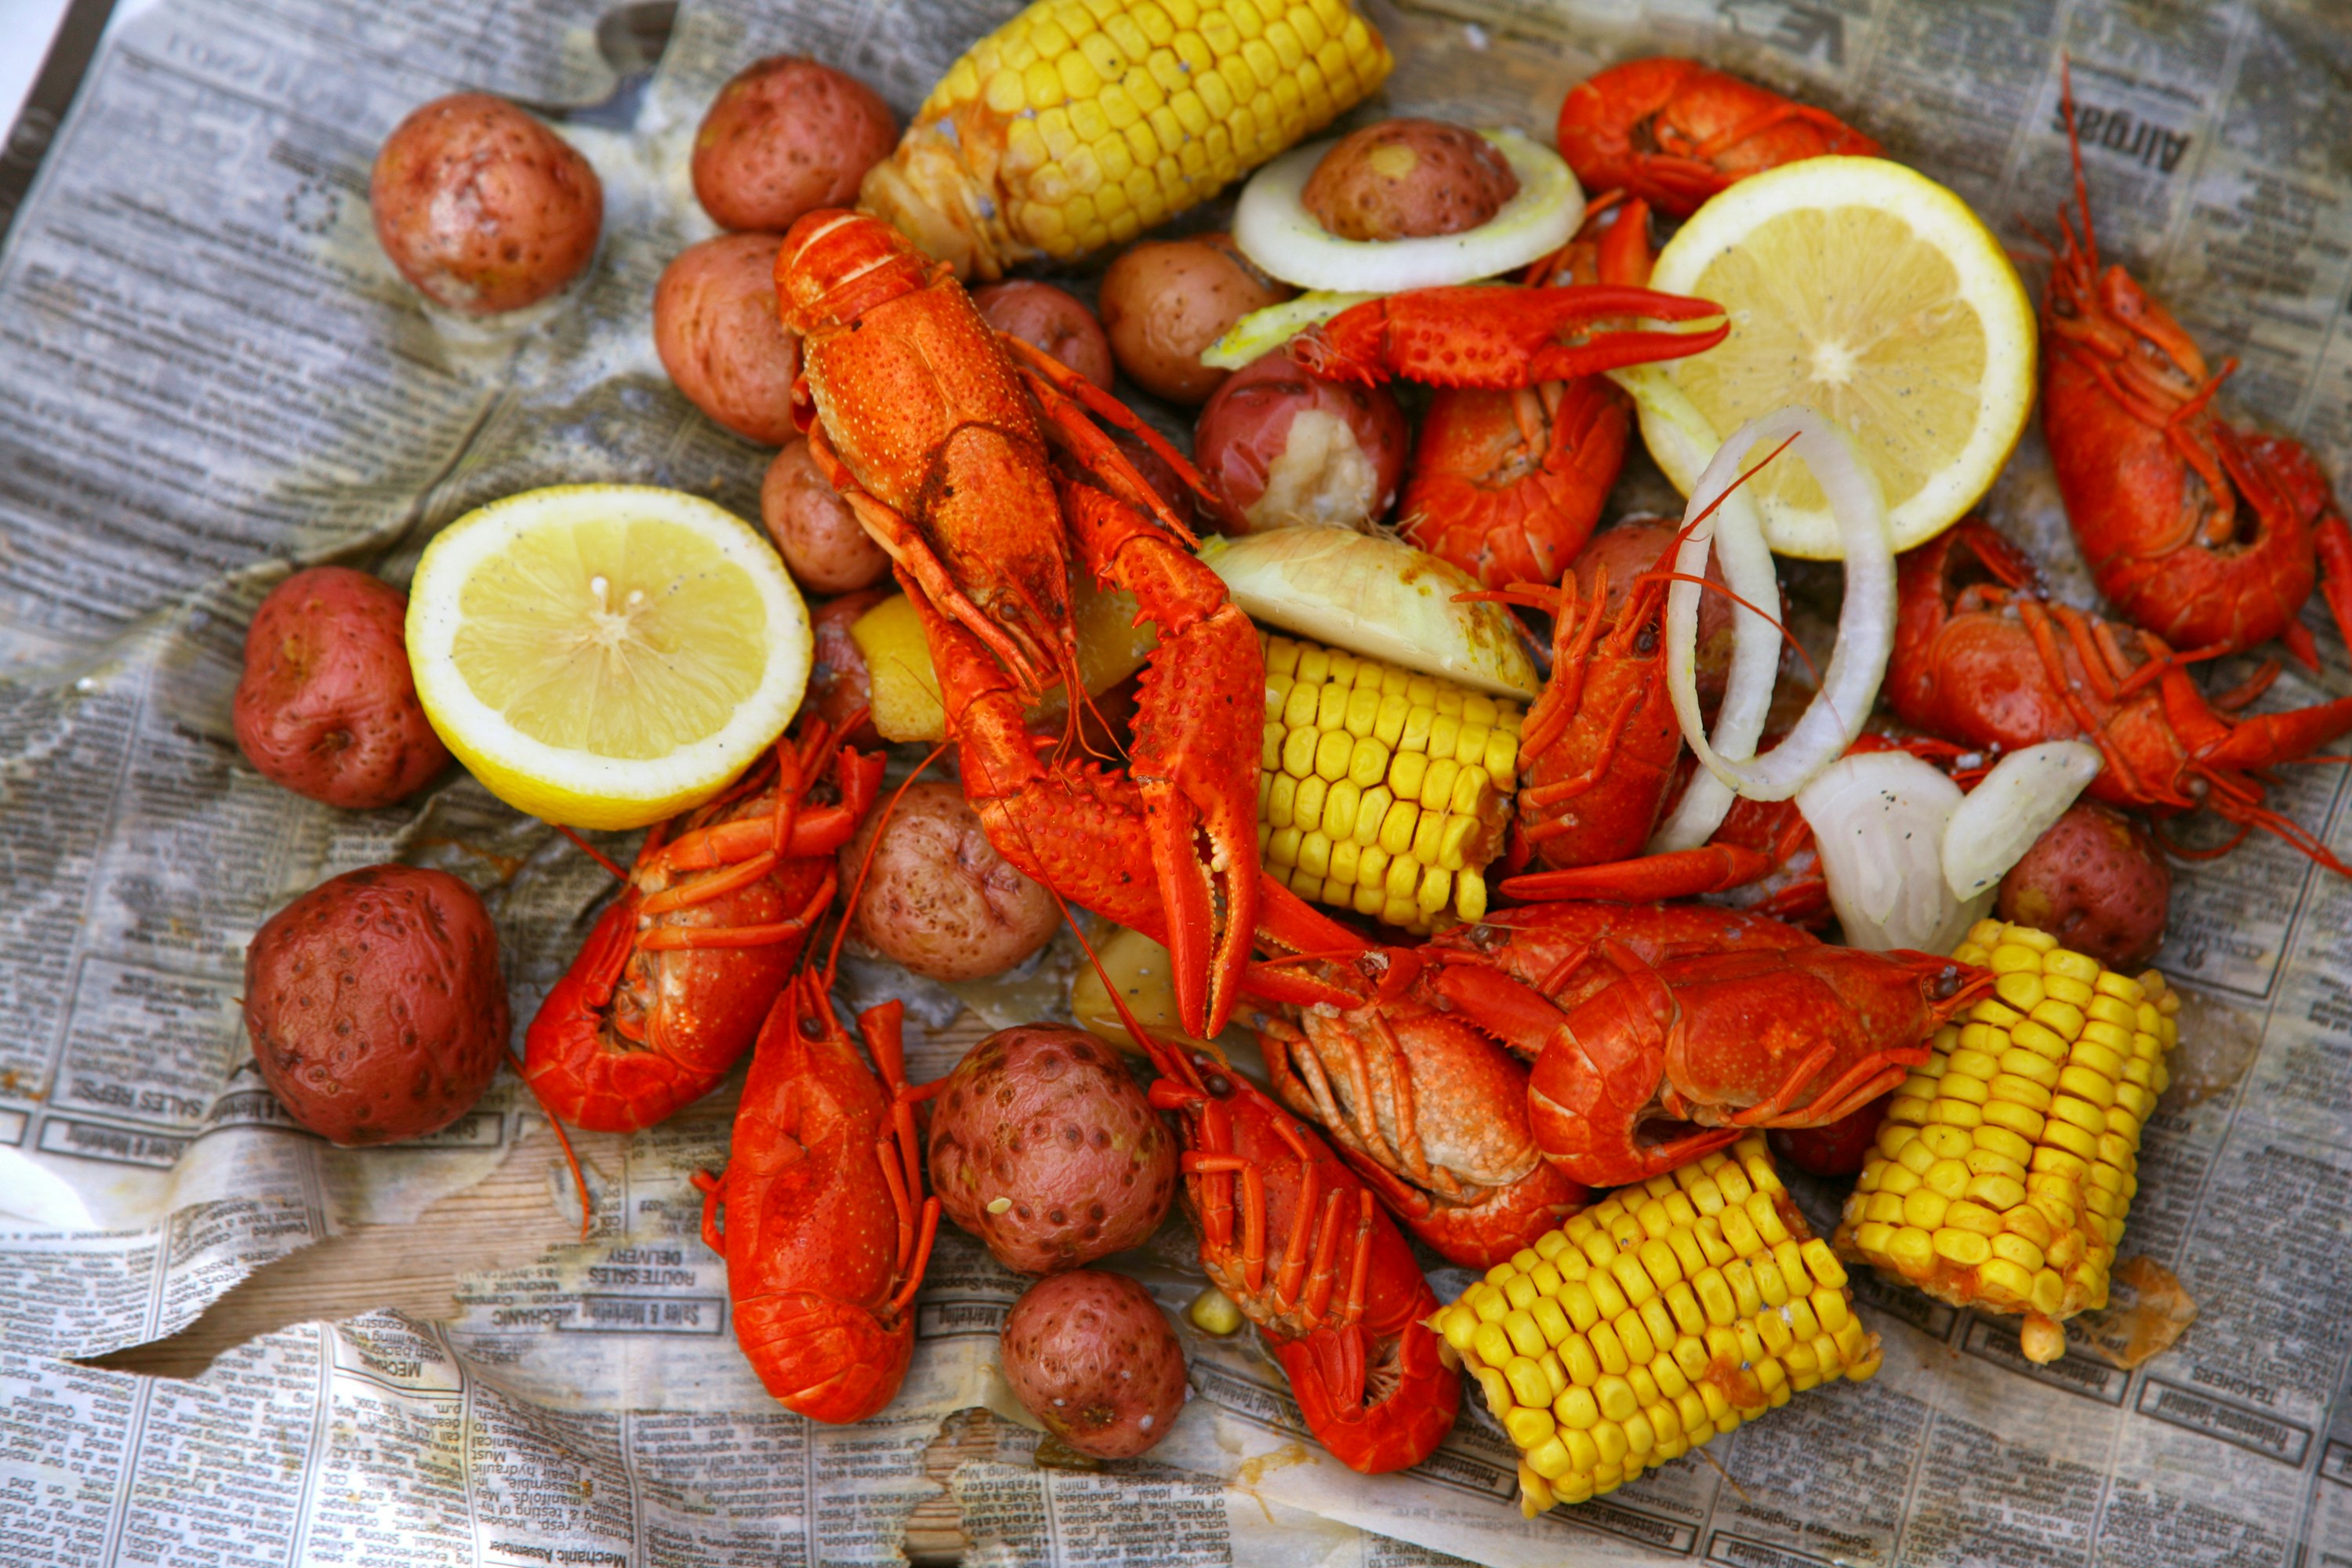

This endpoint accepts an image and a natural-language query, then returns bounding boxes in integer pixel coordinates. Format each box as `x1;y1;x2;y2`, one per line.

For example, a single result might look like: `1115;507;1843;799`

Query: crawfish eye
799;1015;825;1039
1929;965;1964;1000
1635;623;1659;655
1203;1073;1232;1098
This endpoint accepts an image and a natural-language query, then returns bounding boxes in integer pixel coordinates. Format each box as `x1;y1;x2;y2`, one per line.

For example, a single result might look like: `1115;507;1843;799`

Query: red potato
1192;349;1407;532
927;1025;1178;1274
762;438;891;592
370;94;602;314
1998;803;2172;971
653;233;800;445
973;281;1116;391
234;566;449;810
244;865;508;1145
839;782;1060;982
1301;118;1519;241
1000;1269;1188;1457
1098;234;1292;405
692;56;898;233
808;588;890;747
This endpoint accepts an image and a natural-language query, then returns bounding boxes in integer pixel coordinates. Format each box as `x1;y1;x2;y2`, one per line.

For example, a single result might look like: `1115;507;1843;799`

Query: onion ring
1657;407;1896;855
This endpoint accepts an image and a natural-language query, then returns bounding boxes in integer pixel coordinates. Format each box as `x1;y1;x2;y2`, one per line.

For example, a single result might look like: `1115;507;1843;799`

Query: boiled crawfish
1243;884;1586;1271
1137;1018;1459;1474
1890;517;2352;871
1555;56;1879;218
2042;71;2352;670
778;209;1260;1040
1415;902;1987;1187
692;971;939;1425
524;723;884;1133
1490;559;1685;872
1396;199;1657;590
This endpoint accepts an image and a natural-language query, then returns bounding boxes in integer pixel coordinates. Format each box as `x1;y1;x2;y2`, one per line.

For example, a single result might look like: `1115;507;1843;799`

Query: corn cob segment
859;0;1394;278
1430;1136;1879;1515
1833;919;2179;1364
1258;631;1522;932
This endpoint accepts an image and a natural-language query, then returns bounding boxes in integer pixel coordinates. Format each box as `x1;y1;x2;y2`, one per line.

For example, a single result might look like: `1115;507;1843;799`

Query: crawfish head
778;208;1076;699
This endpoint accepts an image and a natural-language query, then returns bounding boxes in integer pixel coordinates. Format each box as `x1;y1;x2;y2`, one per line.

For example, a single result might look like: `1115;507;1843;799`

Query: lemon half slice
408;485;811;829
1621;157;2035;559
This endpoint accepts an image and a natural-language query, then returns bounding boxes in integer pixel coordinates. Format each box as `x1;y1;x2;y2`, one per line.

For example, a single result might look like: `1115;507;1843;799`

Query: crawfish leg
1057;479;1263;1039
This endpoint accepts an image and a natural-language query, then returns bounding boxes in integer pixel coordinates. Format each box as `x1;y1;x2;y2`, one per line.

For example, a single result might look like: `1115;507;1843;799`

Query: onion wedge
1198;529;1539;699
1797;750;1989;953
1656;406;1896;855
1943;741;2104;900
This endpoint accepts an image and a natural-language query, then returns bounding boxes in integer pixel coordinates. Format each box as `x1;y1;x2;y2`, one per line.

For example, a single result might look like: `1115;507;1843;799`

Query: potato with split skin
234;566;450;810
972;281;1116;391
1301;118;1519;242
1192;347;1407;532
244;865;509;1145
762;437;891;592
1997;802;2172;971
653;233;801;445
370;93;602;314
692;56;898;234
839;783;1060;981
1098;233;1292;405
1000;1269;1188;1457
927;1025;1178;1275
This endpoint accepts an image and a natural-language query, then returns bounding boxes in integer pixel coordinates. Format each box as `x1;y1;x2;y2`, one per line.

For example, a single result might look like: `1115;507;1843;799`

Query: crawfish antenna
506;1044;596;1242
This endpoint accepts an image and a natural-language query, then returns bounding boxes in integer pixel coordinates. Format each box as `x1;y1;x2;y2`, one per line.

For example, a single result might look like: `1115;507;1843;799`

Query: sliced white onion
1200;291;1379;372
1234;129;1582;293
1198;529;1541;699
1797;750;1990;953
1648;447;1780;851
1943;741;2104;900
1661;408;1896;840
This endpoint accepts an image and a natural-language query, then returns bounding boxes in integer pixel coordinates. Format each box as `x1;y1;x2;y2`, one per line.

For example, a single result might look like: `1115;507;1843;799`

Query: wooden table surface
90;1040;1004;1563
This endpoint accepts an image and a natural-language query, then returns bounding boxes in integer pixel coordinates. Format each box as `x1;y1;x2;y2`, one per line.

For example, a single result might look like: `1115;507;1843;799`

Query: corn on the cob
858;0;1393;278
1431;1136;1878;1515
1258;631;1521;932
1833;918;2179;1365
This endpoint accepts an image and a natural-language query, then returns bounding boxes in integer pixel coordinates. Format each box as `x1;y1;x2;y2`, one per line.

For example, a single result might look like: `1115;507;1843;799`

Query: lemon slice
1620;157;2035;559
408;485;811;830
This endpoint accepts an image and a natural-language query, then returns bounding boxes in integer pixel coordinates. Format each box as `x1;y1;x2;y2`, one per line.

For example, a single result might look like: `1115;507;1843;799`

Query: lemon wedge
1619;157;2035;559
407;485;811;829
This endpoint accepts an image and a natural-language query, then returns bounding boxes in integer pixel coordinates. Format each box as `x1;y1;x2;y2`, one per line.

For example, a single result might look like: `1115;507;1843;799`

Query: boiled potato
370;94;601;314
244;865;507;1145
1301;118;1519;241
692;56;897;233
1098;234;1291;405
653;233;800;445
234;566;449;810
840;782;1059;982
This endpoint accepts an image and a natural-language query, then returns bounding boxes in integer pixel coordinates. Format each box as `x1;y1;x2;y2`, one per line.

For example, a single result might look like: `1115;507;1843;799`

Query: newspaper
2;0;2348;1563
